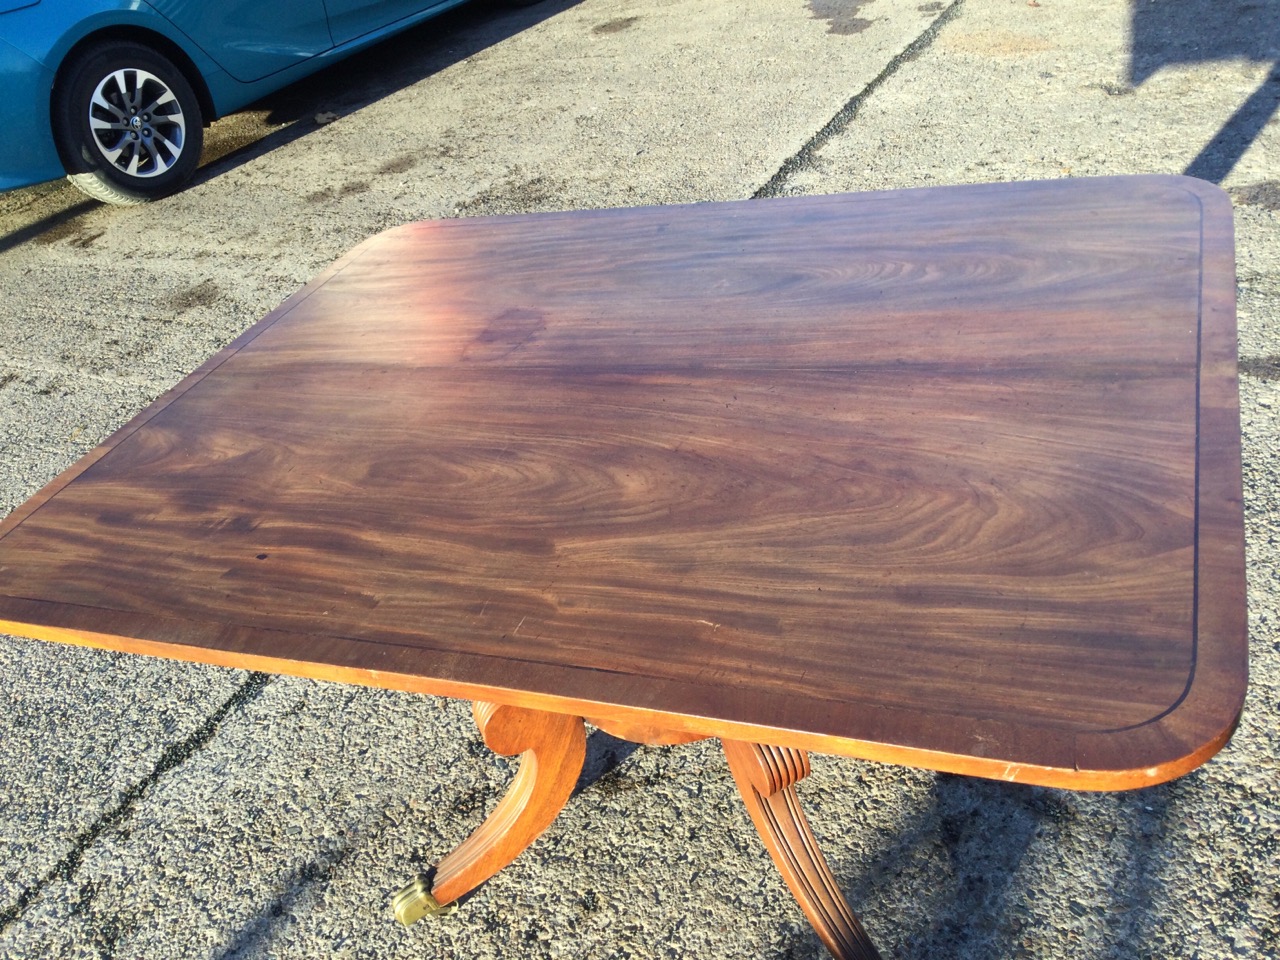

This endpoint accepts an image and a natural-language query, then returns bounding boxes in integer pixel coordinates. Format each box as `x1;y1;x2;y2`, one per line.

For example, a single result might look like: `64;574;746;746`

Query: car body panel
196;0;473;121
0;35;61;190
0;1;226;191
325;0;447;46
0;0;478;194
149;0;333;83
1;2;207;71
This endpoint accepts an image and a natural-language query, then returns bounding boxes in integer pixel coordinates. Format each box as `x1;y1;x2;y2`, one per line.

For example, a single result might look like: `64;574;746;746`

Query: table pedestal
394;702;881;960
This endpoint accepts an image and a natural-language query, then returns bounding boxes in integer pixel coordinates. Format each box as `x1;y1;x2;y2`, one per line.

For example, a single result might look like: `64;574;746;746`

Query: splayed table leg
722;739;883;960
394;701;587;925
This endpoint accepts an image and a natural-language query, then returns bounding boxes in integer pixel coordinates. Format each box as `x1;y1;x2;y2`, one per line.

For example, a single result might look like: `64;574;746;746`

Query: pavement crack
0;671;272;933
755;0;966;198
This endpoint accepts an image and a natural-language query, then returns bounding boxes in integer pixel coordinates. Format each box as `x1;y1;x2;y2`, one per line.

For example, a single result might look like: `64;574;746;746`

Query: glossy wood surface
0;175;1246;789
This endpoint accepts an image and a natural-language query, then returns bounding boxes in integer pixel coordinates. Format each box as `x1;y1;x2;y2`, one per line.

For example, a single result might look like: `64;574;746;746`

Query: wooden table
0;175;1246;958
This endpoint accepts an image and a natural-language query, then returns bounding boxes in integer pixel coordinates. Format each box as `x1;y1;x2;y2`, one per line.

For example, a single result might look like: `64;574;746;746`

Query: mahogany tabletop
0;175;1246;791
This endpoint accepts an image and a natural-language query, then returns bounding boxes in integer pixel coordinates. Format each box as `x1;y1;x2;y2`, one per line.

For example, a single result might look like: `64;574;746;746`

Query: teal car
0;0;497;205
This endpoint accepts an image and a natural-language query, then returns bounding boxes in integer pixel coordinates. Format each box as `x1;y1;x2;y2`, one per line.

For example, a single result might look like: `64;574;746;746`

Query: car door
323;0;445;47
150;0;334;83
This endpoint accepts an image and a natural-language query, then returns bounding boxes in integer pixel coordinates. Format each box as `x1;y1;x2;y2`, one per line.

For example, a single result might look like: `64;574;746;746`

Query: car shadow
194;0;581;188
0;195;101;255
0;0;577;252
1129;0;1280;183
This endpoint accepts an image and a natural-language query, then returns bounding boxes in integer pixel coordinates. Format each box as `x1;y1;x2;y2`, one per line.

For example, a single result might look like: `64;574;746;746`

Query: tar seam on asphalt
754;0;966;199
0;671;273;932
1240;355;1280;381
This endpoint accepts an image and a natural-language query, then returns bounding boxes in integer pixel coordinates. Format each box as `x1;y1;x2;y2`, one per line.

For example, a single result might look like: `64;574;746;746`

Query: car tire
53;42;204;206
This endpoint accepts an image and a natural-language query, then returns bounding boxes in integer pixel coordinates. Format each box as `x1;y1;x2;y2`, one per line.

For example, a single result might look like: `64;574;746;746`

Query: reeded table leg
722;740;883;960
394;701;587;925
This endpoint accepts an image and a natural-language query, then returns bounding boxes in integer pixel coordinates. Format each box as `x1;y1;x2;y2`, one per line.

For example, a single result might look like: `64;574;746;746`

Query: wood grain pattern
723;740;882;960
0;175;1246;788
585;716;709;746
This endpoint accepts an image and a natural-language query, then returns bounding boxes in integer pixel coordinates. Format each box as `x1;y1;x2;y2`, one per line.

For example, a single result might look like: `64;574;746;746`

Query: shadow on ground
1129;0;1280;182
0;0;578;253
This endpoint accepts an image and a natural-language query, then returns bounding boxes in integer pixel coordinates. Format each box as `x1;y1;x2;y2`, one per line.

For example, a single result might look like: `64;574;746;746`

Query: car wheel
53;42;204;206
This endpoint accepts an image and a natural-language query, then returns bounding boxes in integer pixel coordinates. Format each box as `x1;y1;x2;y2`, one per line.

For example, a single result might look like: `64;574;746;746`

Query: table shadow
835;773;1047;959
574;728;643;798
208;841;355;960
817;771;1202;960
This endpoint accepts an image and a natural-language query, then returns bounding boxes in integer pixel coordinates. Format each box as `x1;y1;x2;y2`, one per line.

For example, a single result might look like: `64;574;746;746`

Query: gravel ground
0;1;1277;958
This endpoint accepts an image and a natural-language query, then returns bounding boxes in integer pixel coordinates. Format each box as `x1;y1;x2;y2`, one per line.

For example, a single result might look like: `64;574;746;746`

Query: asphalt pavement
0;1;1277;958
